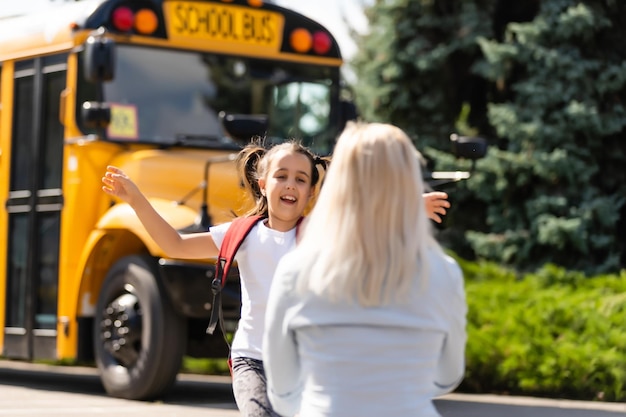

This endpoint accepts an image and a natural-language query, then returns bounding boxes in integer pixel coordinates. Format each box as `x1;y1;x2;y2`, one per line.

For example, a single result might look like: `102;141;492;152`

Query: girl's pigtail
315;155;331;187
316;156;331;171
236;144;268;217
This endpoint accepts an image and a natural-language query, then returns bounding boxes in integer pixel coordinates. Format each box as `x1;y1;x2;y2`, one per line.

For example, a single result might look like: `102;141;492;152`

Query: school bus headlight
290;28;312;53
111;6;134;32
134;9;158;35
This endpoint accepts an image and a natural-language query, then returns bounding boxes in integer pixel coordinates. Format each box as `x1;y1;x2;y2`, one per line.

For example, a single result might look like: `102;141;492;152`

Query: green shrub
182;356;230;376
457;259;626;401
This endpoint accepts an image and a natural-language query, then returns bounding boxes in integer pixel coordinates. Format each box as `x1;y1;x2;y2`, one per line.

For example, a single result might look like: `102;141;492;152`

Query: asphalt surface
0;360;624;416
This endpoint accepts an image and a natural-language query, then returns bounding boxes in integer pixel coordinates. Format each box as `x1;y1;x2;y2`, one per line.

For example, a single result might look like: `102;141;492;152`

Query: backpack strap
206;215;265;335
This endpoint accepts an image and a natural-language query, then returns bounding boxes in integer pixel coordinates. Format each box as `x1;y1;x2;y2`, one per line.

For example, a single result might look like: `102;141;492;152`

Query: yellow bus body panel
57;199;201;358
0;62;14;352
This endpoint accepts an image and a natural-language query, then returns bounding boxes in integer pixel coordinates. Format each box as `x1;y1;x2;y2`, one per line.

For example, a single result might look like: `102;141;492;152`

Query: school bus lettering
167;2;282;49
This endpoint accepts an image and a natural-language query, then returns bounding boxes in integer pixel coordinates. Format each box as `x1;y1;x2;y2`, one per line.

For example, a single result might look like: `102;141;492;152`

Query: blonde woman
262;122;467;417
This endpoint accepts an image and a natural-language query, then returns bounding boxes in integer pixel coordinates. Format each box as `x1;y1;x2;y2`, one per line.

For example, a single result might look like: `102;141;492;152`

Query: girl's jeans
231;357;282;417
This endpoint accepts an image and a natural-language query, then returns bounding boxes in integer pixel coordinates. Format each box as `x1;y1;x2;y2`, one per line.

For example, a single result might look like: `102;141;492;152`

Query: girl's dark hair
236;138;329;217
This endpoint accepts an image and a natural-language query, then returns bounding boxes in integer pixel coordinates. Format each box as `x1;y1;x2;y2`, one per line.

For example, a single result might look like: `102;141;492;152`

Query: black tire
94;255;186;400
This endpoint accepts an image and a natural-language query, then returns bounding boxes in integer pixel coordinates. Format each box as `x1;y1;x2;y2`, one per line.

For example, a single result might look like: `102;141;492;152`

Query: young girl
102;140;326;416
102;139;451;416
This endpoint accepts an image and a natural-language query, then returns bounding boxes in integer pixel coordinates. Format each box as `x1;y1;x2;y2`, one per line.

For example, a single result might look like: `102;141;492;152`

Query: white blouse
263;247;467;417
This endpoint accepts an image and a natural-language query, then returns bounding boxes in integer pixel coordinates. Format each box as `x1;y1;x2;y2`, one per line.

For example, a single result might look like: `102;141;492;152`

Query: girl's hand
423;191;450;224
102;165;141;205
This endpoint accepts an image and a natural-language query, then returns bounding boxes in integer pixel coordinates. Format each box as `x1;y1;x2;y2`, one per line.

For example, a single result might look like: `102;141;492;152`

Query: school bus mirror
450;134;488;160
339;100;358;129
82;101;111;129
84;35;116;82
219;112;268;145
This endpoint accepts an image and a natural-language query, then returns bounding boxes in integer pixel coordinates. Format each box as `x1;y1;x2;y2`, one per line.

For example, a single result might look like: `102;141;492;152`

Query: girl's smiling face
258;149;314;231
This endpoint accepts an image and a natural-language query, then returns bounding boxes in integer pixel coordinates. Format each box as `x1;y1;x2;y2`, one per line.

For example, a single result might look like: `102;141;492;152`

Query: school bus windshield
77;44;339;155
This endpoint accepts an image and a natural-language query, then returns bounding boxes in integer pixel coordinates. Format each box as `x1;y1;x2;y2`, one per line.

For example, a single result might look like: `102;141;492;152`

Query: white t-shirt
210;219;297;360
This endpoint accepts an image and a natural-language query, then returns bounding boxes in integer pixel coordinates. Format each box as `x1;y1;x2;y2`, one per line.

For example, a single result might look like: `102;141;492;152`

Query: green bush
182;356;230;376
457;258;626;401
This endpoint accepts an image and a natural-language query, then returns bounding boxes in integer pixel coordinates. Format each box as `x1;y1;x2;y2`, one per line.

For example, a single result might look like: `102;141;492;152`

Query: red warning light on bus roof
112;6;134;32
312;31;332;55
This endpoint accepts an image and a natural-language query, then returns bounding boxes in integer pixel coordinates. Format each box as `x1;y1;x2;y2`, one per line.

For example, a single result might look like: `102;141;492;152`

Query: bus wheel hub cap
100;293;143;367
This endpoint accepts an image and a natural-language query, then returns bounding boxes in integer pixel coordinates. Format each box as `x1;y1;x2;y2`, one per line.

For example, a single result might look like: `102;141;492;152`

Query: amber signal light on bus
289;28;332;55
111;6;159;35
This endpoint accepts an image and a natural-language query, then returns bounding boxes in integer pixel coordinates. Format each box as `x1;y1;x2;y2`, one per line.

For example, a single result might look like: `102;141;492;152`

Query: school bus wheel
94;255;187;400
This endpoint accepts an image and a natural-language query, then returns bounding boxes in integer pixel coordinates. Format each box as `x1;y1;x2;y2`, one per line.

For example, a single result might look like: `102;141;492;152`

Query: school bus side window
6;56;66;337
11;61;35;191
41;63;66;189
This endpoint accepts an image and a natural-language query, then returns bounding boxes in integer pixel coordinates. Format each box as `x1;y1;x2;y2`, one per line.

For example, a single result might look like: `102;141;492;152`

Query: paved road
0;360;624;416
436;394;626;417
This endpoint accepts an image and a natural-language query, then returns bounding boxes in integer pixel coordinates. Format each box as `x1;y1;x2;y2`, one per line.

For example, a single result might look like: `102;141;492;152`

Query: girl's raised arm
102;166;219;259
423;191;450;223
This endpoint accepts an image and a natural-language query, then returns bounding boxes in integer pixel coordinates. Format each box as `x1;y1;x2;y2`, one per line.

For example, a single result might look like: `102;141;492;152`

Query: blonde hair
297;122;439;306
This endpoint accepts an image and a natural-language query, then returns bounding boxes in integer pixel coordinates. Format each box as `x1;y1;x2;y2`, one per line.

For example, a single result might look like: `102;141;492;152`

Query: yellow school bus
0;0;352;400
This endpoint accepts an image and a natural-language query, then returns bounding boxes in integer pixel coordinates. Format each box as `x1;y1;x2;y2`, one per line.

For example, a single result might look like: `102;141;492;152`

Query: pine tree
352;0;626;273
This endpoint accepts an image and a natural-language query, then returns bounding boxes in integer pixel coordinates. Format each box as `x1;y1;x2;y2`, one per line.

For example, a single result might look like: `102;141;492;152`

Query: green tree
351;0;496;148
352;0;626;273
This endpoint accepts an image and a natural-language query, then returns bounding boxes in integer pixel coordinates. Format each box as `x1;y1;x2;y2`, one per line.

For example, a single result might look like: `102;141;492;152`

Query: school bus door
3;56;66;360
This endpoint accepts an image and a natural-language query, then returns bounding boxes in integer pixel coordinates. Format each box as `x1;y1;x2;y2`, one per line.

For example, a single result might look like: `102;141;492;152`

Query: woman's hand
423;191;450;224
102;165;142;205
